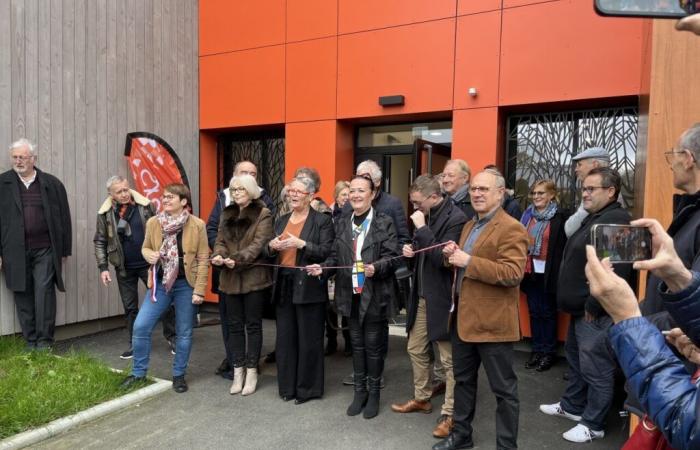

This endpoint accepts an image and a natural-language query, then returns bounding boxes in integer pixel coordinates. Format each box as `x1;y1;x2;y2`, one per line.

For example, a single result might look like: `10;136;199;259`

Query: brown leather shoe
432;415;454;438
391;398;433;414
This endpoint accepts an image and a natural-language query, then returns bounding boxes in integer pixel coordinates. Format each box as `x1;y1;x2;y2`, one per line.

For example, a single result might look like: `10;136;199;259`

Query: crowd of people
1;121;700;449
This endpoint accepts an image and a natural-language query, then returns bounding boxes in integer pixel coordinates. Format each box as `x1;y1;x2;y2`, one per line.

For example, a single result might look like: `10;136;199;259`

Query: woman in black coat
265;176;335;403
307;174;400;419
519;179;568;372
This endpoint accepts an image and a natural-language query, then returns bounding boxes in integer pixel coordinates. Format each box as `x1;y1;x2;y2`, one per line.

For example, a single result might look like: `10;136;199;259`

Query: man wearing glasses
565;147;610;237
435;170;528;450
539;167;633;443
0;138;72;350
642;124;700;324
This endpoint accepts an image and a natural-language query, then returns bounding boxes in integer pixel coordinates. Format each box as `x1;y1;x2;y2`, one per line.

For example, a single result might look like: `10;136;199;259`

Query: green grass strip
0;336;149;439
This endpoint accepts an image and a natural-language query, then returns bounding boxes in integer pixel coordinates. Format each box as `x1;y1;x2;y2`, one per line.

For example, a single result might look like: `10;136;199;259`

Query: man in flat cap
564;147;610;237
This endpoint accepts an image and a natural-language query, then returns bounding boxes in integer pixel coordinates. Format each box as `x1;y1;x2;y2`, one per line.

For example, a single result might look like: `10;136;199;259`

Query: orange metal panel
285;120;342;203
287;0;337;42
338;0;456;34
499;0;645;106
454;11;501;109
199;131;218;303
286;37;337;123
199;0;285;55
200;46;285;129
457;0;502;15
452;108;499;171
337;20;456;119
504;0;557;7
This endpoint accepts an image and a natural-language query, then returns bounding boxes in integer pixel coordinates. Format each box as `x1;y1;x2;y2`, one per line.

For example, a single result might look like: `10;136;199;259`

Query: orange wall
198;1;651;323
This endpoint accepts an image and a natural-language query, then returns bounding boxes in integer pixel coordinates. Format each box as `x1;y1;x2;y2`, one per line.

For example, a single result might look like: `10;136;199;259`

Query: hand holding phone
591;224;652;263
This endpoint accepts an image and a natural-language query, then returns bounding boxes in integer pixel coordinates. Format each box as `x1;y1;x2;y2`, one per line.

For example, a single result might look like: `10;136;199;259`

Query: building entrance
355;121;452;215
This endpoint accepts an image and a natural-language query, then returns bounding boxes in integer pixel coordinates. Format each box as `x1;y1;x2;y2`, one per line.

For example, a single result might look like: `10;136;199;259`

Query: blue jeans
560;315;616;432
132;278;196;377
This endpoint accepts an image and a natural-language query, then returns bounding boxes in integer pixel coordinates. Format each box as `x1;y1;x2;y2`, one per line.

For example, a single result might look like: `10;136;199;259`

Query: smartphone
595;0;699;18
591;224;652;263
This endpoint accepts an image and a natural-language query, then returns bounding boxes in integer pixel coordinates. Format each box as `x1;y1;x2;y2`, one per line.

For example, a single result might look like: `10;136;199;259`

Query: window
505;107;638;212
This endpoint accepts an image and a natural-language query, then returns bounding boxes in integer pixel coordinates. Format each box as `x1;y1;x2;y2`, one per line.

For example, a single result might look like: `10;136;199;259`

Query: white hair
481;169;506;188
9;138;37;156
356;160;382;186
229;174;262;199
105;175;127;191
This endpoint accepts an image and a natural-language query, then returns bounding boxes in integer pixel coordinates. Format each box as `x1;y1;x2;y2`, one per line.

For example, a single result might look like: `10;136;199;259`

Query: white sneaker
539;402;582;422
562;424;605;443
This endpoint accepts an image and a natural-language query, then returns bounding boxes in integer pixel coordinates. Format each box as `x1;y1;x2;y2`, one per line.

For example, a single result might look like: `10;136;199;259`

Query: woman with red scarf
120;183;210;393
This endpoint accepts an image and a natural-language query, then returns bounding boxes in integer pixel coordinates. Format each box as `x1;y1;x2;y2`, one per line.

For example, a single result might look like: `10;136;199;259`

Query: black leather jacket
93;190;155;276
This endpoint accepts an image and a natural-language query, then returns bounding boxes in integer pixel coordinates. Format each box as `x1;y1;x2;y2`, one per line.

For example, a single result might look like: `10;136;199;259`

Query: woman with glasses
211;175;274;396
519;180;568;372
264;176;335;403
306;174;400;419
120;183;210;393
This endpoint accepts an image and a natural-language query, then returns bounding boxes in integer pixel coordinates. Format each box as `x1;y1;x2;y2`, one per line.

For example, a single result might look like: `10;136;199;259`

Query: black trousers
276;296;326;399
451;327;519;450
13;247;56;345
325;305;351;349
115;265;176;346
349;296;387;392
225;290;265;368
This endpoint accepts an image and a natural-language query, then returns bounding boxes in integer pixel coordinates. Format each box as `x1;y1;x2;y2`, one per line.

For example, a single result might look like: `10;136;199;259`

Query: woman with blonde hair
212;174;274;396
520;179;568;372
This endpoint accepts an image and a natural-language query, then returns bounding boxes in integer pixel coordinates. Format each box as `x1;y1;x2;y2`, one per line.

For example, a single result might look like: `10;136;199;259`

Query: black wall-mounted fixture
378;95;405;106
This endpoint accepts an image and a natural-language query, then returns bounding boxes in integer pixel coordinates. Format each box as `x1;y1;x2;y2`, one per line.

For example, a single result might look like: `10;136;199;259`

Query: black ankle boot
347;374;368;416
536;353;556;372
363;376;381;419
525;352;543;369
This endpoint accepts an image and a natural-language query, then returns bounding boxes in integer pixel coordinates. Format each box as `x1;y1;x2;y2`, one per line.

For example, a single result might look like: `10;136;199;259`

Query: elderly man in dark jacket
584;218;700;450
391;175;467;439
642;124;700;319
93;175;175;359
0;138;72;349
540;167;633;444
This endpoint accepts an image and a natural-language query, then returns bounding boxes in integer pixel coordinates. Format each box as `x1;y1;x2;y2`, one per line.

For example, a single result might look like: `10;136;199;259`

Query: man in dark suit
0;138;72;350
436;170;528;450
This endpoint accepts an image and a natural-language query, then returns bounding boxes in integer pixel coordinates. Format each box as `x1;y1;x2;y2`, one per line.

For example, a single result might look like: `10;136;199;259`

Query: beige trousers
407;298;455;416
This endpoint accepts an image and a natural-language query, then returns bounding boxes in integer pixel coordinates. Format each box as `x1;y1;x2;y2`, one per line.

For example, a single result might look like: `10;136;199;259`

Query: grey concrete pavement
35;317;627;449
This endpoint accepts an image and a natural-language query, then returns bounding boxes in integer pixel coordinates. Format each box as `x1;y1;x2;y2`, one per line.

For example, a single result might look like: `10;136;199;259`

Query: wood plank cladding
0;0;199;336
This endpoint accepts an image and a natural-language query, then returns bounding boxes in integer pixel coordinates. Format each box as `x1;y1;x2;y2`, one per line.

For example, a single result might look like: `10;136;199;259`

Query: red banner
124;132;190;212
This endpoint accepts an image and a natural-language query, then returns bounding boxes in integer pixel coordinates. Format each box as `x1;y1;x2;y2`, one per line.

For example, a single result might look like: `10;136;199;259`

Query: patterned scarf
157;210;190;292
521;202;557;257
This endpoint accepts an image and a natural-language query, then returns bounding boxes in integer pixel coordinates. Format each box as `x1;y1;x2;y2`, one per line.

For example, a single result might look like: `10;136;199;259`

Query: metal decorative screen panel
220;132;286;217
506;107;638;213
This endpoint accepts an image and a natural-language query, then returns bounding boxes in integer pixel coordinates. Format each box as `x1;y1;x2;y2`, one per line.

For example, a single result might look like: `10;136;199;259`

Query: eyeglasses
529;191;549;197
469;186;491;194
162;194;177;200
581;186;610;194
230;187;247;194
664;148;695;165
287;189;309;197
11;155;33;161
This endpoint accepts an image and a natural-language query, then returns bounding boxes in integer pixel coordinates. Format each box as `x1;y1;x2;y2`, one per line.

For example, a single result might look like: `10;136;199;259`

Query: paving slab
33;319;627;450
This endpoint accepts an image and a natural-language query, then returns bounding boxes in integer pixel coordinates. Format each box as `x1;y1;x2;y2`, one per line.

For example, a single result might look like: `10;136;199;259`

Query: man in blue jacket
585;217;700;450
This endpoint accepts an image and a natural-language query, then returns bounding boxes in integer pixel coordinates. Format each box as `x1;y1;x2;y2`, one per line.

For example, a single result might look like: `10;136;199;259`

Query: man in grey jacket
93;176;175;359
